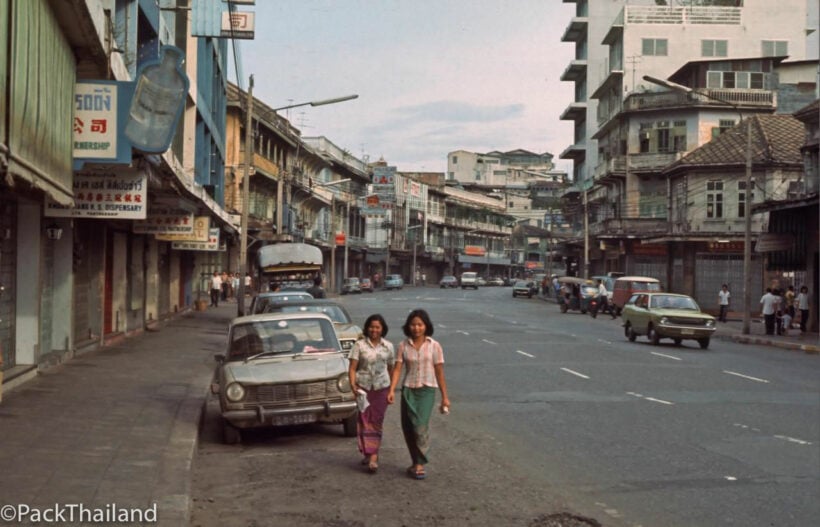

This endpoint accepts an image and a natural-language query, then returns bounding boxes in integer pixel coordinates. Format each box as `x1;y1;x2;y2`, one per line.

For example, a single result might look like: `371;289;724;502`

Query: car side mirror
214;353;225;364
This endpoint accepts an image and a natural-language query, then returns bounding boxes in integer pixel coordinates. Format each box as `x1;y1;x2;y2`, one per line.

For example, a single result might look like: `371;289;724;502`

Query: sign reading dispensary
45;168;147;219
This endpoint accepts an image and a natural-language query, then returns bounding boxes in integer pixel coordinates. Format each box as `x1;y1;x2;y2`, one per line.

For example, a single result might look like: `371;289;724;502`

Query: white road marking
723;370;770;383
561;367;590;379
725;476;738;481
456;330;470;335
515;350;534;358
651;351;682;361
774;435;813;446
626;392;674;405
439;324;447;328
597;338;612;345
482;339;497;345
644;397;675;405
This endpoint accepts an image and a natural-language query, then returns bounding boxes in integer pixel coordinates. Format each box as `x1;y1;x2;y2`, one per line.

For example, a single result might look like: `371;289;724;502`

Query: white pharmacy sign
45;168;147;219
74;82;118;159
156;216;211;242
133;206;195;234
172;228;223;251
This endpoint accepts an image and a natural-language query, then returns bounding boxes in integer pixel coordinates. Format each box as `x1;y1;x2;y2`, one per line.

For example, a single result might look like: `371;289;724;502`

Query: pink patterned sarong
357;387;389;455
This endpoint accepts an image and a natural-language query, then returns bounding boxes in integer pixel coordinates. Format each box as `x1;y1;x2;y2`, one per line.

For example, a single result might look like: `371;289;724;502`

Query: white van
460;272;479;290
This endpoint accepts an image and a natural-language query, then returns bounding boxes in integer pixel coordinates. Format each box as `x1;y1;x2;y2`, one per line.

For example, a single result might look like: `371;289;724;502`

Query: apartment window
447;172;454;180
762;40;788;57
452;155;458;164
706;181;724;219
702;40;728;57
737;180;755;218
672;120;687;152
712;119;736;138
657;121;671;152
639;123;652;153
642;38;668;56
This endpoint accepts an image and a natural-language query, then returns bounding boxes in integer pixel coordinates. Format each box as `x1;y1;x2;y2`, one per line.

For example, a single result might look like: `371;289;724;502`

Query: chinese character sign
133;207;195;234
45;168;148;219
74;83;118;159
172;228;222;251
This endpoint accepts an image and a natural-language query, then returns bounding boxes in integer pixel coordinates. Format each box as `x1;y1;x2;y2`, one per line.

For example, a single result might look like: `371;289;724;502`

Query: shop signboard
45;168;147;219
172;228;223;251
155;216;211;242
133;206;195;234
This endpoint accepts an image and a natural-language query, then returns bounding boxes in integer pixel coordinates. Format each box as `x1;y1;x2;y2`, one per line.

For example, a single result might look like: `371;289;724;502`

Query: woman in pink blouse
348;314;395;473
388;309;451;480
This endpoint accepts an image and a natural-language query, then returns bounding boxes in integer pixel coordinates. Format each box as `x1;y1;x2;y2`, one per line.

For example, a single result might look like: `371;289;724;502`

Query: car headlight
341;339;354;351
225;382;246;402
660;317;669;325
337;374;351;393
705;319;715;327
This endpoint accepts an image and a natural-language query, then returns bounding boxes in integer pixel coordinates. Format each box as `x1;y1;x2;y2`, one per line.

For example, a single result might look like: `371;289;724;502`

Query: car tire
625;323;637;342
649;325;661;345
673;338;682;346
342;413;358;437
698;338;710;350
222;420;242;445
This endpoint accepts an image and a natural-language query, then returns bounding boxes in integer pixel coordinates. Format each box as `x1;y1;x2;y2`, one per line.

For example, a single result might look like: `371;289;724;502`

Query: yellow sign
155;216;210;242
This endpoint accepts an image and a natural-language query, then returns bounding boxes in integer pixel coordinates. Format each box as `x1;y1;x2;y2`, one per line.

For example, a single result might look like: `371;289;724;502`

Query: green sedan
622;292;716;349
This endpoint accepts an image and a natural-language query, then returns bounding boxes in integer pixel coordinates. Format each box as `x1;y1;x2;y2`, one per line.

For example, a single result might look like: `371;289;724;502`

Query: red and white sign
45;168;147;219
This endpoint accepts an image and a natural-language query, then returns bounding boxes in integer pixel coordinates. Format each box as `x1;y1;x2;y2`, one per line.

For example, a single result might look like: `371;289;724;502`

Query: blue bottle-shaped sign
125;46;189;153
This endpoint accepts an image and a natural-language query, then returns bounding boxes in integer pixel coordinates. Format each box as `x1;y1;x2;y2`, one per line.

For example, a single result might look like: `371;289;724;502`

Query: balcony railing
626;89;775;112
624;5;741;25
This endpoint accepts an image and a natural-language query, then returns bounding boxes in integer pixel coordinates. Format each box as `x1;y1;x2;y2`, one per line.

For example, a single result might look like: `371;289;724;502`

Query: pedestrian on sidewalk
388;309;450;481
774;288;785;336
348;314;395;473
797;285;810;332
784;285;796;329
220;271;229;301
210;271;222;307
718;284;731;323
760;288;777;335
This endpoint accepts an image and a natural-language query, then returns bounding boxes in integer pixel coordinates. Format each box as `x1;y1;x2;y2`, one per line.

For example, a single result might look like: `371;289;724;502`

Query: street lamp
643;75;753;335
272;95;358;112
237;89;357;315
408;225;423;286
317;178;352;294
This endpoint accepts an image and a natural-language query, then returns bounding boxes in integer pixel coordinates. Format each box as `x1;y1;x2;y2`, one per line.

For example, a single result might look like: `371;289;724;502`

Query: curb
729;335;820;355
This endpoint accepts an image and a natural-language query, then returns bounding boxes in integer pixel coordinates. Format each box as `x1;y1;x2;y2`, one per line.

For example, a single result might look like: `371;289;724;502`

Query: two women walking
347;309;450;479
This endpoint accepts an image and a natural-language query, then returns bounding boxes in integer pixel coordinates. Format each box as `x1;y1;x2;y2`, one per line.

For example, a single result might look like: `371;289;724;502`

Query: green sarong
401;386;436;465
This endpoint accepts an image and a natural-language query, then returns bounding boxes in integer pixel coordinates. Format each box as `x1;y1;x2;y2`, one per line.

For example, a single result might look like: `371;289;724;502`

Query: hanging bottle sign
124;46;190;154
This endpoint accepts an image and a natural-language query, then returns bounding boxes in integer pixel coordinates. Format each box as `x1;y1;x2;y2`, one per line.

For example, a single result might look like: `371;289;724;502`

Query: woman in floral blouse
388;309;450;480
348;314;395;473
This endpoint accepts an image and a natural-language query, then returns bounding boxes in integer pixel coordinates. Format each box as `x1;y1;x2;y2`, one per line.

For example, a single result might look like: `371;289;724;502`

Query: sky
235;0;576;174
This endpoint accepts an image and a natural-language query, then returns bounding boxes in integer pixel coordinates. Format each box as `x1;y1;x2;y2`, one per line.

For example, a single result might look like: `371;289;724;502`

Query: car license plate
271;414;316;426
681;328;694;335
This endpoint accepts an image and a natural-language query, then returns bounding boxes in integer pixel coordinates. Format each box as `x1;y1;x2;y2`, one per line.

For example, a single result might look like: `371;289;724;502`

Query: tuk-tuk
557;277;598;314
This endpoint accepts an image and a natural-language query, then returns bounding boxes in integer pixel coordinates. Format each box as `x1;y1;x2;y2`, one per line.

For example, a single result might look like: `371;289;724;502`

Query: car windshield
261;303;351;324
634;281;661;291
228;318;340;360
344;278;359;285
253;293;314;314
650;295;699;310
514;281;531;287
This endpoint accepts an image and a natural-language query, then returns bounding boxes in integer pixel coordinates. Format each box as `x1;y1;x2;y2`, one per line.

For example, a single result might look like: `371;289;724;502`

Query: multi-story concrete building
0;0;236;395
558;0;815;286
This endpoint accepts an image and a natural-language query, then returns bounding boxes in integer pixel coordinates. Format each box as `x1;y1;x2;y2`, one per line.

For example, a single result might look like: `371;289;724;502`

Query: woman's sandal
406;466;426;480
368;460;379;473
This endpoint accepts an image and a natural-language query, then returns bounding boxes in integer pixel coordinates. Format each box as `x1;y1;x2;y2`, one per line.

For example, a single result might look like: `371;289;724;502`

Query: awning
459;254;511;265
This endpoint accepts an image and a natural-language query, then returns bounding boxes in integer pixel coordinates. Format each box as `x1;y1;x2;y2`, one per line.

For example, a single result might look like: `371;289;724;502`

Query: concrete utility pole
237;75;254;317
642;76;753;334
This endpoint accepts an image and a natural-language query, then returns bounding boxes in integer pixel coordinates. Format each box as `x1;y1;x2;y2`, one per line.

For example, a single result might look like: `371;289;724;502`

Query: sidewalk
538;294;819;355
0;303;236;526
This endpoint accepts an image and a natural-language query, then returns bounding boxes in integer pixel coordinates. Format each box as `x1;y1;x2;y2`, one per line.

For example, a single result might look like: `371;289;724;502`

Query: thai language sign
155;216;211;242
74;83;118;159
133;206;195;234
172;228;222;251
45;168;147;219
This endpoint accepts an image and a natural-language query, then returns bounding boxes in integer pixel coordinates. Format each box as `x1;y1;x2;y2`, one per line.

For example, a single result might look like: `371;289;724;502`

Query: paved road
193;287;819;527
